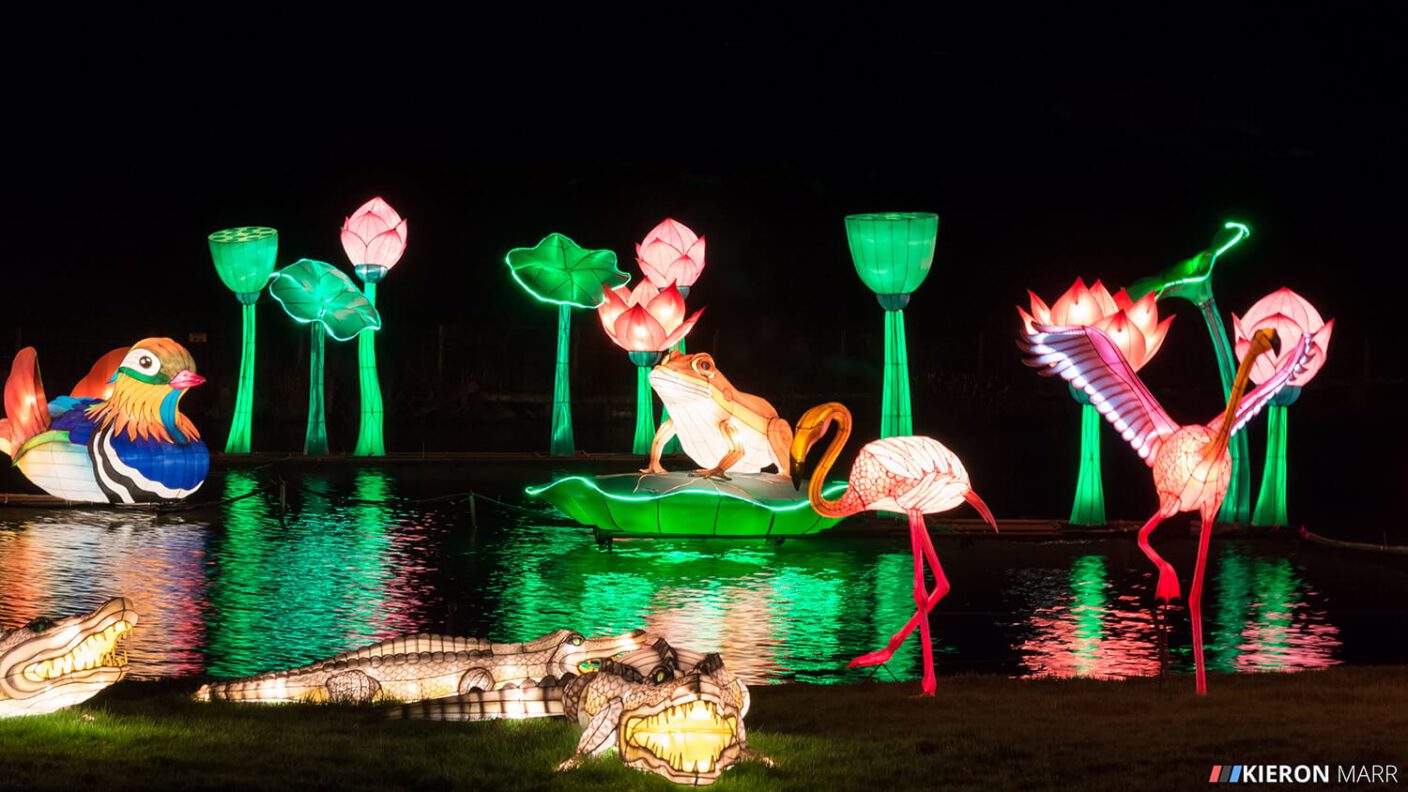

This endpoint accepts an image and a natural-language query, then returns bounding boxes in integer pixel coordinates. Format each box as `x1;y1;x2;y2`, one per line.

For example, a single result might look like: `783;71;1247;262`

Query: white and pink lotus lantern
636;219;706;297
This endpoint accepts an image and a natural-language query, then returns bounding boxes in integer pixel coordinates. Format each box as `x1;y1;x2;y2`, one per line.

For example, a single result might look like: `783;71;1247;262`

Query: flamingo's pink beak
169;370;206;390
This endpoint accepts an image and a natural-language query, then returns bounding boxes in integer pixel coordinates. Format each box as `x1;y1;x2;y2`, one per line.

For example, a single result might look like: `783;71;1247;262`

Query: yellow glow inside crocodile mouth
625;699;738;775
22;622;132;682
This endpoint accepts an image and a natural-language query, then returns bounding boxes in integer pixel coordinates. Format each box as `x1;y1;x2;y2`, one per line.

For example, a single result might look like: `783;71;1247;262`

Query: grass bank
2;668;1404;791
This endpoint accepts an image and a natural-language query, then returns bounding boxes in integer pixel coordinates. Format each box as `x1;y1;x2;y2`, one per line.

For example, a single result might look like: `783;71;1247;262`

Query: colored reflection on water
0;468;1374;685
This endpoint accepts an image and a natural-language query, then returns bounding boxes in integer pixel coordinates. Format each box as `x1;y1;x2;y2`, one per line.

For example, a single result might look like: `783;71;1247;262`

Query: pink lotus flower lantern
1232;287;1334;386
636;219;706;295
598;281;704;354
340;197;408;282
1019;277;1173;372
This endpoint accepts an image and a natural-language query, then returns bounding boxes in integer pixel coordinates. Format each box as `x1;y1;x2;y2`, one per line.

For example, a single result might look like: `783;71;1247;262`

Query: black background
3;17;1403;537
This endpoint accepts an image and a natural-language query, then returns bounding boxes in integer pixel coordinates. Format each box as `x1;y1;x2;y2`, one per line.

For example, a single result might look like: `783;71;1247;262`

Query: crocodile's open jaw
624;695;741;779
0;598;138;718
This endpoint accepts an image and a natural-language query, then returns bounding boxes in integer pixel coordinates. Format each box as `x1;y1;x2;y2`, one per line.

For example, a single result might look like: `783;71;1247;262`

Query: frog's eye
692;357;715;378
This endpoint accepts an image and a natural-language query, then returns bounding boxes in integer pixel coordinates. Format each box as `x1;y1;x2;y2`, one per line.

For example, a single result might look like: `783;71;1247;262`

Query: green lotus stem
1196;297;1251;523
550;304;575;456
352;281;386;457
1252;404;1289;526
304;326;328;456
633;365;655;456
881;309;913;438
1070;399;1107;526
225;298;258;454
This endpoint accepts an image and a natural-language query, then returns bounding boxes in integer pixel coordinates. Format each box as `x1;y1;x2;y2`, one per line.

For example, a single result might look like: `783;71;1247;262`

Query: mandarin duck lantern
0;340;208;503
1018;278;1173;525
1232;288;1334;526
269;259;382;455
208;226;278;453
845;212;938;438
637;218;707;454
1127;222;1255;523
506;234;630;455
598;282;704;454
340;197;408;457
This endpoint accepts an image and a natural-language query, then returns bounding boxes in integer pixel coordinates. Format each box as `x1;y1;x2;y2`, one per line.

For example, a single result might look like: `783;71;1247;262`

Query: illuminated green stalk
1252;404;1289;527
304;326;328;456
1070;396;1106;526
1197;298;1251;523
880;309;913;438
550;304;575;456
352;281;385;456
224;297;258;454
633;364;655;455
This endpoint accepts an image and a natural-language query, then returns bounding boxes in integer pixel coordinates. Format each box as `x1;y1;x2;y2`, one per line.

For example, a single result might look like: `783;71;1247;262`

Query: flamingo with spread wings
1019;322;1314;694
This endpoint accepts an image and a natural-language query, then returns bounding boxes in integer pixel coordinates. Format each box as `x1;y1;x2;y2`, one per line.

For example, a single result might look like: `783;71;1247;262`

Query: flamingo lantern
1018;321;1314;694
789;402;998;696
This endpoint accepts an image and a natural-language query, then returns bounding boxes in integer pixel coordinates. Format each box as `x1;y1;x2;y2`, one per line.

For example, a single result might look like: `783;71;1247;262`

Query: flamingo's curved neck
1208;343;1260;460
807;406;859;518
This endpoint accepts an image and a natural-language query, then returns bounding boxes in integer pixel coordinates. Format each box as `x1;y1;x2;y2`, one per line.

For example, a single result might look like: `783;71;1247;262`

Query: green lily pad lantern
1126;221;1253;523
269;259;382;455
845;212;939;437
506;233;629;455
208;226;279;454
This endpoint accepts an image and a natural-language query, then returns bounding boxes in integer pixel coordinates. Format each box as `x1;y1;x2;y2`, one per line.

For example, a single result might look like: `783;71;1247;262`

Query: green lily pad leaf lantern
208;226;279;454
845;212;939;437
269;259;382;455
506;233;629;455
1125;221;1254;523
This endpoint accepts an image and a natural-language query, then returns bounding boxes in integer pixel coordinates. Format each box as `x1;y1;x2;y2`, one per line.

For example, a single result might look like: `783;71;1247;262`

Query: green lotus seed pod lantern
845;212;938;438
208;226;279;454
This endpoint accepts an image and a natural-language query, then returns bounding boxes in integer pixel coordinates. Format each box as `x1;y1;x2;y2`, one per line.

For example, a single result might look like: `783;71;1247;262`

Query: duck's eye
139;355;153;369
124;348;161;376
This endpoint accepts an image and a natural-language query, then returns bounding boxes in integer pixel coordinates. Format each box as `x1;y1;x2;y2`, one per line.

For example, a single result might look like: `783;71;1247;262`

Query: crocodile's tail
387;685;566;722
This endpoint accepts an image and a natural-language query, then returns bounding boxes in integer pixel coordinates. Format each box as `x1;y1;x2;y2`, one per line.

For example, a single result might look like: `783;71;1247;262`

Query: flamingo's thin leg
1190;504;1216;695
909;512;937;696
848;516;951;671
1136;507;1181;602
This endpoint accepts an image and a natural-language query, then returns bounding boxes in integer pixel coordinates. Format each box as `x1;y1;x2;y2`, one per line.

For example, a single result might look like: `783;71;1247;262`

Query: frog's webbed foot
555;754;584;772
640;462;668;475
691;467;731;481
742;747;775;768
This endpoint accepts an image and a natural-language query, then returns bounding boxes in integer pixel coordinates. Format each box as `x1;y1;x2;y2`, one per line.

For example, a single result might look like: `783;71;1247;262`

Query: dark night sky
3;19;1404;531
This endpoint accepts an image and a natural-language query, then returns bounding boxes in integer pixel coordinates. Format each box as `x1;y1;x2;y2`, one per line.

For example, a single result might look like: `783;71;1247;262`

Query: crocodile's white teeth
21;622;131;682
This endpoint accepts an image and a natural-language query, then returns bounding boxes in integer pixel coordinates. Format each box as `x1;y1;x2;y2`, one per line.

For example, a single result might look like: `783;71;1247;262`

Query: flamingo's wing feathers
1207;333;1314;437
1019;323;1178;465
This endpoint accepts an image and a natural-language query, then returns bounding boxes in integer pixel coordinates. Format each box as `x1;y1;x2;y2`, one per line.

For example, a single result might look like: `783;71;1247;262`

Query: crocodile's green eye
25;618;54;634
569;634;584;647
652;667;668;684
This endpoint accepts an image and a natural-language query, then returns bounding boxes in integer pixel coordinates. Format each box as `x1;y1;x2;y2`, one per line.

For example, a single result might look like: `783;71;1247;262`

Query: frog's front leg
693;419;743;480
641;418;675;474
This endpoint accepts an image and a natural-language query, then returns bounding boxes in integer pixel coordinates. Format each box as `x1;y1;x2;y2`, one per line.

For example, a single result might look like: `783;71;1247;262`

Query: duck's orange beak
169;370;206;390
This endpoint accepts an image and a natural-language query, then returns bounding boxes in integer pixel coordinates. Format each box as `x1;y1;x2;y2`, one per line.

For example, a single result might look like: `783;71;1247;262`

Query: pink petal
661;307;705;348
628;279;660;307
637;257;671;289
664;255;704;288
1112;287;1134;312
613;304;668;351
1124;291;1161;337
340;227;367;266
639;239;682;276
1052;277;1102;326
1089;280;1119;318
642;218;698;252
597;286;631;331
1027;290;1052;325
1143;316;1174;363
645;282;686;332
1016;305;1038;335
363;227;407;268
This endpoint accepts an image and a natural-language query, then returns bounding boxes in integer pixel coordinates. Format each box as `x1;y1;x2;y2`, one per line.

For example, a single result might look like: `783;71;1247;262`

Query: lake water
1;465;1403;685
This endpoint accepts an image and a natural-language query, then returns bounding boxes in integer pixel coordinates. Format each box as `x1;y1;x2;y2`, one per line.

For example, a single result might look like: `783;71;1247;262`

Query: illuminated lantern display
1126;222;1255;522
789;402;998;696
1018;278;1173;525
208;226;278;453
197;628;645;704
597;281;703;455
340;197;408;457
1020;320;1316;694
637;218;708;455
506;234;629;455
0;340;209;503
391;638;763;786
845;212;938;438
269;259;382;455
0;598;137;718
1232;288;1334;526
644;351;793;479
